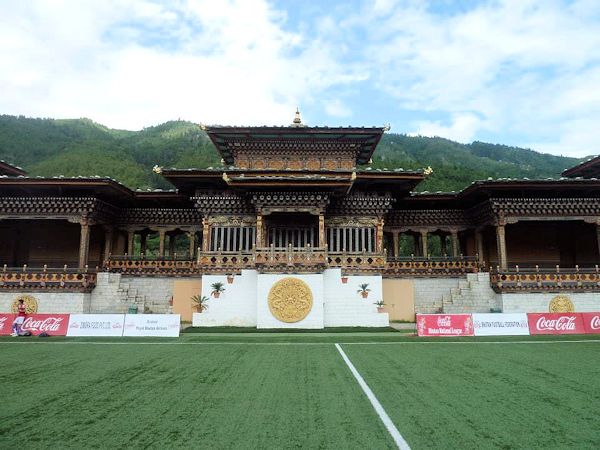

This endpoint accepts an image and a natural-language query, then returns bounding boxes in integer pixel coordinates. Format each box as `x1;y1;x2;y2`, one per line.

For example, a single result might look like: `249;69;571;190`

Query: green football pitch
1;334;599;449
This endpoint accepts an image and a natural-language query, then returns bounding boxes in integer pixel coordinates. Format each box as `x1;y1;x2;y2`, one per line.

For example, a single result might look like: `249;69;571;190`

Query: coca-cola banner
473;313;530;336
0;314;15;335
1;313;70;336
123;314;180;337
581;313;600;334
67;314;125;337
527;313;586;335
416;314;474;337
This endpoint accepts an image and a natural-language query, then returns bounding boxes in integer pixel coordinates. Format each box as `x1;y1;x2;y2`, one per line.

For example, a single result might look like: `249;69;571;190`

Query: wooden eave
132;191;192;208
0;177;135;205
0;161;27;177
205;126;385;165
561;156;600;178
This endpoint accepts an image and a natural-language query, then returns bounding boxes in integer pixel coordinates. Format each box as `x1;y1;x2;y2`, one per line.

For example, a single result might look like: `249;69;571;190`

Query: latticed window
210;226;255;252
326;227;376;253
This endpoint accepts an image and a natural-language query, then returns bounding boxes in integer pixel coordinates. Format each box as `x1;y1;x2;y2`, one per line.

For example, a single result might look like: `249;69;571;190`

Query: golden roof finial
291;107;305;127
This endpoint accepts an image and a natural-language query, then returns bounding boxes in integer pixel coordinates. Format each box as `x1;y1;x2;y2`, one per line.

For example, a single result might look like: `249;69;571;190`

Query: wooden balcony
104;250;482;277
0;265;97;292
490;265;600;293
384;256;481;277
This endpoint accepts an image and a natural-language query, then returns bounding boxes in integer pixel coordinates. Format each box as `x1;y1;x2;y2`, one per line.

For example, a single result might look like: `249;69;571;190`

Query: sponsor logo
22;316;64;332
70;322;80;328
0;317;7;331
437;316;451;327
535;316;576;331
589;315;600;330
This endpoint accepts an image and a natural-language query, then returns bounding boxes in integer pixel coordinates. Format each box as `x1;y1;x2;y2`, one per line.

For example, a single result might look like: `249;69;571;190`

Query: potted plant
357;283;370;298
227;274;235;284
341;275;348;284
211;282;225;298
191;295;209;312
374;300;385;313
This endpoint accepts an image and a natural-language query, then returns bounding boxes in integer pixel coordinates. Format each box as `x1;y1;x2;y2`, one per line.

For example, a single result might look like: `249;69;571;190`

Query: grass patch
182;326;400;334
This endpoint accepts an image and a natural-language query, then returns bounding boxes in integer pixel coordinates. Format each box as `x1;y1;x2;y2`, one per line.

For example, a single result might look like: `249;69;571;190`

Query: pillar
256;215;264;247
451;231;460;257
376;219;384;253
202;218;210;252
596;223;600;259
420;230;428;257
127;229;135;255
475;229;484;264
392;231;399;258
103;227;113;262
496;224;507;270
159;229;166;257
188;231;196;258
318;214;325;248
78;220;91;269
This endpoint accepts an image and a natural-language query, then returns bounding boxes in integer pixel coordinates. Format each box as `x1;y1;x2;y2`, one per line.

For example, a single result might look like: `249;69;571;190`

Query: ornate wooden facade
1;116;600;293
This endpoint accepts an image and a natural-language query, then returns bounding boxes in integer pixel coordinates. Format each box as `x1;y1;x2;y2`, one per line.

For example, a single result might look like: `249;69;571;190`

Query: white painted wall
193;270;257;327
501;292;600;313
324;269;388;327
0;292;90;313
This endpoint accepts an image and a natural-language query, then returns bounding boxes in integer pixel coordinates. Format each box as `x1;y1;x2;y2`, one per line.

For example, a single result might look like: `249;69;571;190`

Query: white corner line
335;343;411;450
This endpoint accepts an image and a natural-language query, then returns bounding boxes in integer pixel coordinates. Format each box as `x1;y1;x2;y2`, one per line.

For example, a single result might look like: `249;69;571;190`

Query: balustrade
0;265;97;292
490;265;600;292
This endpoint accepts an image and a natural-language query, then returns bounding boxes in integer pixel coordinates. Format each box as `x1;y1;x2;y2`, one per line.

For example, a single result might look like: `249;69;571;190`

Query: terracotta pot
227;275;234;284
341;277;348;284
377;307;384;313
212;291;221;298
361;291;369;299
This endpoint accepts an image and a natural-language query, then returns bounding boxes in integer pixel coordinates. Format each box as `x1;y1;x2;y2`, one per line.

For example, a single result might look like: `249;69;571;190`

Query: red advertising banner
416;314;474;337
581;313;600;334
527;313;586;335
0;314;70;336
0;314;16;335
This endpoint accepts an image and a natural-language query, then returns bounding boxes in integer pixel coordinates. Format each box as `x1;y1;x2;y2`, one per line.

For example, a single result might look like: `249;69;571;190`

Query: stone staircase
442;272;500;313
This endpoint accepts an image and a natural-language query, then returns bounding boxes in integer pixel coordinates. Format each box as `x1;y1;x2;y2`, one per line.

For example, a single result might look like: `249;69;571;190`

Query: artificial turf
1;335;599;449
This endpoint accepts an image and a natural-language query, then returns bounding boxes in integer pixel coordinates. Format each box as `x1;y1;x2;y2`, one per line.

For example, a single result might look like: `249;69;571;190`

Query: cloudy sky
1;0;599;156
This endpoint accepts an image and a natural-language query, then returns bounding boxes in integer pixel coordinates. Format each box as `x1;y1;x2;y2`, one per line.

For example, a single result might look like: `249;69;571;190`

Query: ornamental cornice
118;208;202;226
250;191;330;215
328;192;394;217
192;192;254;215
0;196;118;223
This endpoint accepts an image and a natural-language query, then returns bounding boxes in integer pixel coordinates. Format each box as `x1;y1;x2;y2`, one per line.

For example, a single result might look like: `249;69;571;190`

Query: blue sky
1;0;599;156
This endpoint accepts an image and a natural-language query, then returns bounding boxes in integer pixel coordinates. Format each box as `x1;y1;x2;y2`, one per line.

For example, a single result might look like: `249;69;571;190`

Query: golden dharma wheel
12;295;39;314
549;295;574;313
268;277;313;323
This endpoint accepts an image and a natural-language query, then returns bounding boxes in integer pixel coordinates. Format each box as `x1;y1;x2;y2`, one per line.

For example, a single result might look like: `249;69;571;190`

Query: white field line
335;343;410;450
0;339;599;346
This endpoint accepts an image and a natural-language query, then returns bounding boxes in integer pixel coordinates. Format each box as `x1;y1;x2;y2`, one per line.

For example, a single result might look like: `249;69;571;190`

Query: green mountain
0;115;581;192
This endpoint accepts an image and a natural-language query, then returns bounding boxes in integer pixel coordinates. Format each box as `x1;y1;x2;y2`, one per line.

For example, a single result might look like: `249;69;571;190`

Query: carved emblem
549;295;574;313
268;277;313;323
12;295;38;314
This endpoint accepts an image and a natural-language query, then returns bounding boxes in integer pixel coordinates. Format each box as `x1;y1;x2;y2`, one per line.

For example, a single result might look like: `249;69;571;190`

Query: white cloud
410;113;484;143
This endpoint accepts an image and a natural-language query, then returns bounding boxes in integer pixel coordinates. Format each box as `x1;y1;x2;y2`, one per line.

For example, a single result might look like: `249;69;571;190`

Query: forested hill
0;115;581;192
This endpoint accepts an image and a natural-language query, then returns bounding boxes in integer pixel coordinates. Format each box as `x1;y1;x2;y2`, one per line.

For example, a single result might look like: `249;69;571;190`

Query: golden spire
291;107;305;127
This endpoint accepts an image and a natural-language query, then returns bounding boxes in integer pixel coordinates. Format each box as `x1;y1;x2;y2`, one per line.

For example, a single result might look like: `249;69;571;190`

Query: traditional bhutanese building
1;112;599;326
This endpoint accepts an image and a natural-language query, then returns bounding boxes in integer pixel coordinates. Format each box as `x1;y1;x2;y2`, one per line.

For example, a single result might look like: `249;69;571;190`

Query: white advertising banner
123;314;181;337
67;314;125;337
473;313;530;336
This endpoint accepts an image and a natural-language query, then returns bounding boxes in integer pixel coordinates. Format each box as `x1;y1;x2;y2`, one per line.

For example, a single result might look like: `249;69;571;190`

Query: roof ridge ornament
290;107;306;127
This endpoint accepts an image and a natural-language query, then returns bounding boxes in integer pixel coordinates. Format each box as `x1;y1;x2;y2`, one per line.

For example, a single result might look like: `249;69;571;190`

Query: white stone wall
0;292;90;313
324;269;388;327
193;271;258;327
501;292;600;313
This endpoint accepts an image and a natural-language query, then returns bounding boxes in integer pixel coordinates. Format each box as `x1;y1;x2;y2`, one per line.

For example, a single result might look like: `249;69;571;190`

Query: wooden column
127;229;135;255
256;215;264;247
188;231;196;258
103;227;113;262
496;224;507;270
420;230;429;257
392;231;400;258
596;223;600;259
202;218;210;252
158;229;166;257
318;214;325;248
475;229;484;264
451;231;460;257
376;219;384;253
78;219;91;269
